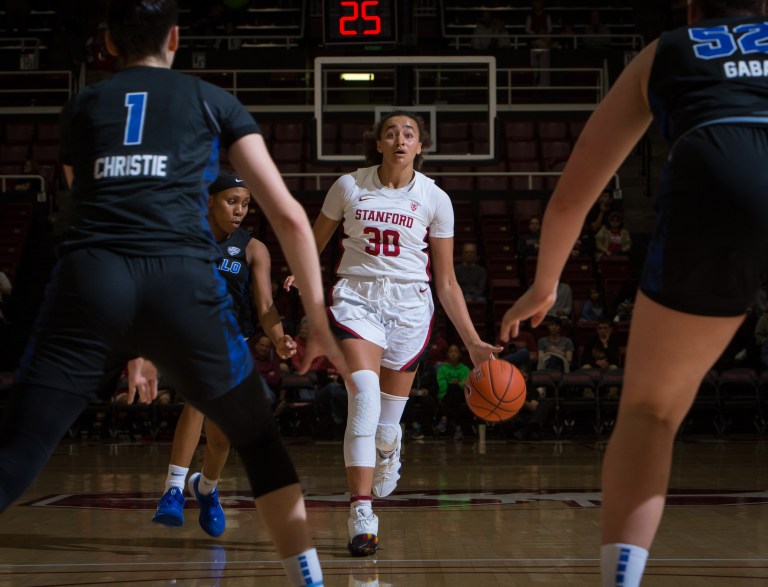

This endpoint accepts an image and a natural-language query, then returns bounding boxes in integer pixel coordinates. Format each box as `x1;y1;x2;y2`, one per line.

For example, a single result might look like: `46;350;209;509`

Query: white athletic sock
281;547;324;587
197;472;218;496
601;543;648;587
165;465;188;492
377;392;408;454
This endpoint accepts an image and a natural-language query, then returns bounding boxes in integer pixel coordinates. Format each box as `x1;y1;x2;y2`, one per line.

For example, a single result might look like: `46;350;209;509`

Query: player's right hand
499;282;557;343
299;328;352;391
283;275;296;291
126;357;159;405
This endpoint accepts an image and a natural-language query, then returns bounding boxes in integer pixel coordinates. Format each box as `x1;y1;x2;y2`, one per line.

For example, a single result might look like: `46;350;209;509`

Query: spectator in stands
4;0;29;34
580;286;607;322
403;362;439;439
512;367;555;440
546;281;573;324
0;271;11;325
426;332;449;364
455;242;487;302
587;190;618;234
537;317;574;372
47;18;84;75
215;18;242;51
525;0;553;48
754;307;768;370
580;319;620;371
13;159;43;193
552;22;576;50
435;344;472;440
583;9;611;49
607;279;637;324
251;333;290;411
472;10;510;50
595;211;632;261
290;315;348;427
502;328;537;371
517;216;541;259
85;21;117;85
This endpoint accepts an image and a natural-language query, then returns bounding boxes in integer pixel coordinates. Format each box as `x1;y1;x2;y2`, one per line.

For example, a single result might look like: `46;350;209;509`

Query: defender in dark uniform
500;1;768;586
0;3;347;586
151;174;297;538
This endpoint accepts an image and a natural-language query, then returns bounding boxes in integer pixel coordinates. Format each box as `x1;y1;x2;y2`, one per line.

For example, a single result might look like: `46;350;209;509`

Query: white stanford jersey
322;166;454;282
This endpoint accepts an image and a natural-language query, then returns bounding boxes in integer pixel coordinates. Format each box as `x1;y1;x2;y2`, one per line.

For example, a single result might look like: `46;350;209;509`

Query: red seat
4;122;35;143
439;140;470;155
0;144;30;164
437;121;470;141
540;140;572;167
31;143;60;164
485;257;518;279
271;141;305;163
36;121;60;143
273;121;304;141
504;120;535;140
478;199;508;218
490;277;524;301
537;121;568;140
506;140;538;162
475;162;508;191
483;237;516;261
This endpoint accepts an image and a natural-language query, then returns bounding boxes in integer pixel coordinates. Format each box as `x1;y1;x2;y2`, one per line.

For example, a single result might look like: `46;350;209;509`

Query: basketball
464;359;526;423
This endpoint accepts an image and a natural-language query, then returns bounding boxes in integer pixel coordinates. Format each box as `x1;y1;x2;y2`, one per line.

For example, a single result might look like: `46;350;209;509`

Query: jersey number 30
363;227;401;257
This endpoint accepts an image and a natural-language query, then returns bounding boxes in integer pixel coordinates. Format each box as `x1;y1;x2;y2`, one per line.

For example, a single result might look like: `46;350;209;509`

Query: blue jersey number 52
690;23;768;59
123;92;147;146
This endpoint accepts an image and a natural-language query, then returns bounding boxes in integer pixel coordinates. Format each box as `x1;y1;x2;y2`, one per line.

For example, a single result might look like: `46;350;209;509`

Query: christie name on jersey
724;59;768;78
94;154;168;179
355;208;415;228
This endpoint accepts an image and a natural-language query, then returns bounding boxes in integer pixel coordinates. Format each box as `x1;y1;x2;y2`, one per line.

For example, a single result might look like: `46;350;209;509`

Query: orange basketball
464;359;527;423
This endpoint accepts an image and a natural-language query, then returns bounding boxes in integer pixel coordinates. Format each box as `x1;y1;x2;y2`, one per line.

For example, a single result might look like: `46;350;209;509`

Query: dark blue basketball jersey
216;227;255;338
59;66;259;260
649;16;768;146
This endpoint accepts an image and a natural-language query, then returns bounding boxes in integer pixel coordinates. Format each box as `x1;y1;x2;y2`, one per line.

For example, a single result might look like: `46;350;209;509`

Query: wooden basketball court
1;437;767;586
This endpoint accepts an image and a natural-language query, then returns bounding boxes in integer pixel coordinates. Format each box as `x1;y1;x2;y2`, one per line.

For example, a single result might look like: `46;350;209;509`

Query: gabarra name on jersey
94;154;168;179
724;60;768;78
355;208;415;228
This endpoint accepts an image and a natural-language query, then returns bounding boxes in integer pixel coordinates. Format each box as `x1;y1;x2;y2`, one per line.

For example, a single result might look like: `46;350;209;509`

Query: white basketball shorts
328;276;435;372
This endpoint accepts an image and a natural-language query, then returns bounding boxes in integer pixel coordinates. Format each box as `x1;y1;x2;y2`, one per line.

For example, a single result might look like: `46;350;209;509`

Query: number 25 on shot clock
323;0;397;45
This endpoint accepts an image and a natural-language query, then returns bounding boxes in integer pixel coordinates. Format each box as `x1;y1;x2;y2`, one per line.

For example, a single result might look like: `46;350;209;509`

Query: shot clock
323;0;397;45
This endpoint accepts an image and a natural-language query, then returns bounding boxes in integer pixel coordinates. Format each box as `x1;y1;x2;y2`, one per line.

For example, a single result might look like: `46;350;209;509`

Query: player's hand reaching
126;357;159;405
297;327;352;388
500;282;558;343
275;334;297;360
466;339;504;368
283;275;297;292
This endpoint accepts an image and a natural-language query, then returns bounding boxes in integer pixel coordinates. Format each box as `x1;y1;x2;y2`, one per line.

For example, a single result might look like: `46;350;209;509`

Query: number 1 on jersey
124;92;148;146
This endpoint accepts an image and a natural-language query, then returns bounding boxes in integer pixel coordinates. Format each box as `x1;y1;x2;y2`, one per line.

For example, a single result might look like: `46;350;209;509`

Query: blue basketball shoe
188;472;226;537
152;486;186;527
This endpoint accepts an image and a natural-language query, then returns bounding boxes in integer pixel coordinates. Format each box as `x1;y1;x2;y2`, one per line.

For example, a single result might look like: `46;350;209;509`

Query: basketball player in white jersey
287;110;501;555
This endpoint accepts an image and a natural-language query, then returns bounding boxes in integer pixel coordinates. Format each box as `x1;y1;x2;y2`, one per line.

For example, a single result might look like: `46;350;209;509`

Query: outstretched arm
430;236;502;366
248;238;296;360
500;40;656;342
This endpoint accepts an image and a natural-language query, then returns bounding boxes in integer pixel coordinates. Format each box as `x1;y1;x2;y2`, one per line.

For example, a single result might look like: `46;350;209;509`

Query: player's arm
247;237;296;360
430;236;502;367
500;40;657;341
63;165;73;188
228;133;349;382
311;212;341;255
